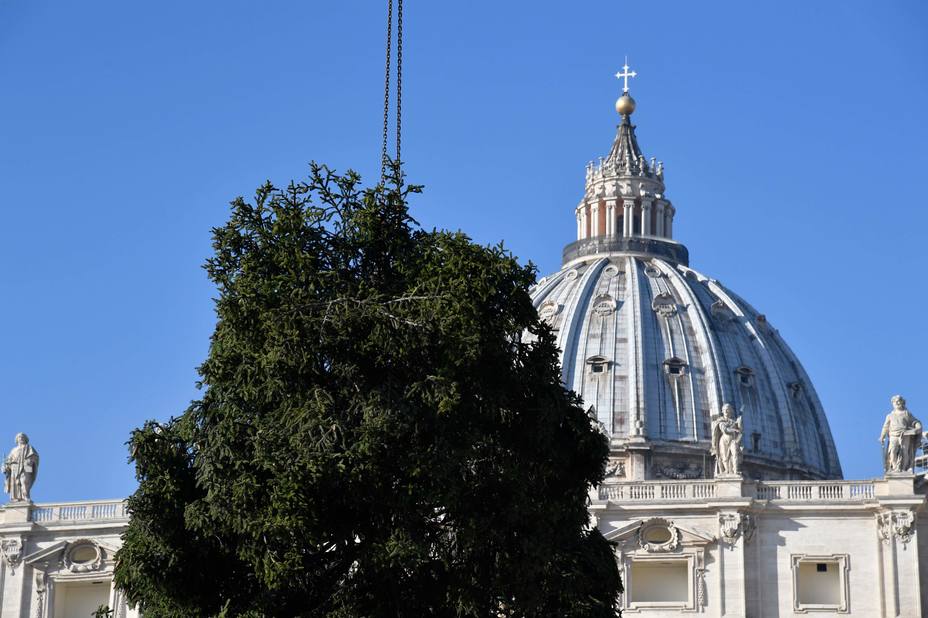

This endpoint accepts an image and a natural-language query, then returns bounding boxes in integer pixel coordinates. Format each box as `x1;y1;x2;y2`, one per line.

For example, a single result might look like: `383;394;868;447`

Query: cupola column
622;197;635;237
641;197;653;235
655;200;666;237
665;205;674;239
591;201;601;236
579;204;588;239
576;208;583;239
605;199;617;236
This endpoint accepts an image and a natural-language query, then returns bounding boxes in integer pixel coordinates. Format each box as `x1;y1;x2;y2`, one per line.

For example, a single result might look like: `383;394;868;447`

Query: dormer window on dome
736;366;755;388
663;357;687;377
587;355;610;375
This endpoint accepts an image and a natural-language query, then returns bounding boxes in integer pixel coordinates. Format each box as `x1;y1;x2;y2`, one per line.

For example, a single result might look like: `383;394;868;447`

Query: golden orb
615;94;636;116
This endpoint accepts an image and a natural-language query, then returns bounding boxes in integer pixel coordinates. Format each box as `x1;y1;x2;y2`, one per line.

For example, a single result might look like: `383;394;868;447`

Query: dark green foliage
114;163;621;617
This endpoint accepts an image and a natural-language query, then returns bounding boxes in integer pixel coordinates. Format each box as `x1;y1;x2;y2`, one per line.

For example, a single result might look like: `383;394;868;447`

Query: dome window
663;357;687;377
587;355;610;375
735;366;755;388
592;294;617;316
787;381;802;399
537;300;561;326
711;300;734;322
651;292;677;318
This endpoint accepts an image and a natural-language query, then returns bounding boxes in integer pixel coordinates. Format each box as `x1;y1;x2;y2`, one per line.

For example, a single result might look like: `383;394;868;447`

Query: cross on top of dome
614;58;637;93
614;59;637;117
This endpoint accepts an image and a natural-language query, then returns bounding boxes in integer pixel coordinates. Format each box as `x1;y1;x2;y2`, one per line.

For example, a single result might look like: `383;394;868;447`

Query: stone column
579;204;588;240
591;202;600;237
641;198;653;236
603;200;611;236
655;200;666;237
622;198;635;237
576;208;582;240
665;205;673;239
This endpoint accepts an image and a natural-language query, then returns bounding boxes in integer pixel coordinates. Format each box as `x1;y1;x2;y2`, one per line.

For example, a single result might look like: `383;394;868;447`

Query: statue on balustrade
3;433;39;502
880;395;921;473
711;403;743;477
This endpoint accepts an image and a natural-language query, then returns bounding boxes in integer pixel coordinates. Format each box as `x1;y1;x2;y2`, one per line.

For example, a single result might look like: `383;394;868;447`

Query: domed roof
529;69;842;481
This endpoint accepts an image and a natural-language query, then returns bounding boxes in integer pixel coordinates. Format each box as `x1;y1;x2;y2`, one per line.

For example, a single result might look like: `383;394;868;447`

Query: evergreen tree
114;163;621;617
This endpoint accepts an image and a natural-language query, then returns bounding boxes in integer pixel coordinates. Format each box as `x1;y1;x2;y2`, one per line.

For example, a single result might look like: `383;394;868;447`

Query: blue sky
1;1;925;500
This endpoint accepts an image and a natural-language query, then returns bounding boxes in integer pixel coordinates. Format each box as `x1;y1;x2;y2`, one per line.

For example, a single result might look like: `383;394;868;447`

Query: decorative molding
877;510;915;547
1;538;23;575
719;512;755;547
604;458;626;480
651;292;677;318
638;518;680;553
63;539;104;573
592;293;617;316
537;300;561;325
653;461;702;480
33;572;46;618
695;567;707;608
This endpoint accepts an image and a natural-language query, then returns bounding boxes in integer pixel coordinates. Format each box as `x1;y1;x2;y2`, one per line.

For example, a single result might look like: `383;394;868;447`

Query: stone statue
711;403;743;477
880;395;921;473
3;433;38;502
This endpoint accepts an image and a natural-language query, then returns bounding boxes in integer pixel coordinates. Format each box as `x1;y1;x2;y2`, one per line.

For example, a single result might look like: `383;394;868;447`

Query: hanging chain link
381;0;403;184
395;0;403;169
380;0;393;182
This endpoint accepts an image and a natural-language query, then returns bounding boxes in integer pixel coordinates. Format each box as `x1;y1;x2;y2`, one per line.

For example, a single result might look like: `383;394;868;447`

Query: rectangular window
630;560;689;605
792;554;849;613
53;581;111;618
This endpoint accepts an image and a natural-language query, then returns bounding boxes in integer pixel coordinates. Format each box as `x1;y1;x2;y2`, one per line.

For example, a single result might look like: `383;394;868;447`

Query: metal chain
381;0;393;182
395;0;403;169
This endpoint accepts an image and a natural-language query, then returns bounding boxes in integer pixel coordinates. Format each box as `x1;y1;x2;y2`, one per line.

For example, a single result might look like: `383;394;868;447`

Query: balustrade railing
30;500;128;523
599;480;717;502
753;481;875;502
598;479;876;503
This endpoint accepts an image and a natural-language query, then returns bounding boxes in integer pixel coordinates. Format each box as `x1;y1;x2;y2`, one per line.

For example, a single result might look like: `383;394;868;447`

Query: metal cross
615;59;637;93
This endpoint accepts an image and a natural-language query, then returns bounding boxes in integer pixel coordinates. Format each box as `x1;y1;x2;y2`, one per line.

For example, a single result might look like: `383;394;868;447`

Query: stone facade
594;475;927;617
0;500;137;618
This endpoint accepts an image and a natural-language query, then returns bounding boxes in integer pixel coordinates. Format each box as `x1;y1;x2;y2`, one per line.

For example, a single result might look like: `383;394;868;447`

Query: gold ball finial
615;94;636;116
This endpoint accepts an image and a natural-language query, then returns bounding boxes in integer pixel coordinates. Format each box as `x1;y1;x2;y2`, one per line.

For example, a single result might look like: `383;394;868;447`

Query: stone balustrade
599;480;717;502
598;479;878;503
753;481;875;502
29;499;128;523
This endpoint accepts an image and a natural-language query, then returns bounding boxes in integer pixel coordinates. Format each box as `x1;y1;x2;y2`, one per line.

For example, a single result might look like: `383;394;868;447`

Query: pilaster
640;197;653;235
605;199;617;237
622;198;635;237
654;200;665;237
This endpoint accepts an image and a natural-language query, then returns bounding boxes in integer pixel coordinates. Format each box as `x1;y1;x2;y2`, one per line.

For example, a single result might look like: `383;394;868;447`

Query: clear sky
1;1;926;501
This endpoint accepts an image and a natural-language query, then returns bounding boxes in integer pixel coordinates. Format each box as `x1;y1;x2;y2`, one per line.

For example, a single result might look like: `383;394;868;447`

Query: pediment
603;517;715;551
23;540;67;566
23;538;118;574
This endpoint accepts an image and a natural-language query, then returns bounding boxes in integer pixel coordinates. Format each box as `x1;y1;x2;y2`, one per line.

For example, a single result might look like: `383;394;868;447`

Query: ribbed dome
530;256;842;481
531;72;842;481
